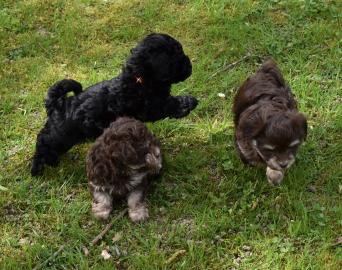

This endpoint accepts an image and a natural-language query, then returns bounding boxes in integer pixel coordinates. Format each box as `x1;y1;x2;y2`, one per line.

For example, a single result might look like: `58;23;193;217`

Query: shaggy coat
86;117;162;221
233;59;307;185
31;33;197;176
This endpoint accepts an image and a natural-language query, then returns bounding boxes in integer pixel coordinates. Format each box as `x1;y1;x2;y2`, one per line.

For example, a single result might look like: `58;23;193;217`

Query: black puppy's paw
31;161;44;176
173;96;198;118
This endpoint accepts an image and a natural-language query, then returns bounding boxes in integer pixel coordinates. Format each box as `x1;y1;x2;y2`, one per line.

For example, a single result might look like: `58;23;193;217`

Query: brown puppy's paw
129;205;149;222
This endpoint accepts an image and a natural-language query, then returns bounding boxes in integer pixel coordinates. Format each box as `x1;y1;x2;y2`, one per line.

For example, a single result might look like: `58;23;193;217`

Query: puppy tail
259;58;285;87
45;79;82;113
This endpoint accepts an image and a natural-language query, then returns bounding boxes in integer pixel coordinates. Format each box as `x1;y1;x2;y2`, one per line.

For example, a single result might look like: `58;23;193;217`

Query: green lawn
0;0;341;269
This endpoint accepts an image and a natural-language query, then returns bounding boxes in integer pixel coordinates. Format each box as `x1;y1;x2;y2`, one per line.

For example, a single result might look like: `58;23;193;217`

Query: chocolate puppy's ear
240;113;265;139
293;113;308;141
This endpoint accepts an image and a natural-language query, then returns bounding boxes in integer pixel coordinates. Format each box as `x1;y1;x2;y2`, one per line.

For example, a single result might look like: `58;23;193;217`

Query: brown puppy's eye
288;140;300;148
263;145;275;150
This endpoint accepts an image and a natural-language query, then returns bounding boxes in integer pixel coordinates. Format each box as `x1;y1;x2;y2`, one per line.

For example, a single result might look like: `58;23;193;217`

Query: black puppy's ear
146;52;171;82
294;113;308;141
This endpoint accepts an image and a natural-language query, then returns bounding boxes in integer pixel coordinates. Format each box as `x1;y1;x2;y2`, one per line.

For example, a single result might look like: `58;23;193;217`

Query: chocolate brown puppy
233;59;307;185
86;117;162;221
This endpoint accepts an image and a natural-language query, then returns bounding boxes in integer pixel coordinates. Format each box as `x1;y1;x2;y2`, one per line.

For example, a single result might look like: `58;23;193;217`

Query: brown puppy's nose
279;161;288;169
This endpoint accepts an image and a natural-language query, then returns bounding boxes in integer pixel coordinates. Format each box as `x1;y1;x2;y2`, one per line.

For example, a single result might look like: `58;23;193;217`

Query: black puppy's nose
190;97;198;109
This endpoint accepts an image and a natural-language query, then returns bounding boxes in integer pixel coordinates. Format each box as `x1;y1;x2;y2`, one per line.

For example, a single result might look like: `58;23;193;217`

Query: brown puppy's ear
239;113;265;139
293;113;308;141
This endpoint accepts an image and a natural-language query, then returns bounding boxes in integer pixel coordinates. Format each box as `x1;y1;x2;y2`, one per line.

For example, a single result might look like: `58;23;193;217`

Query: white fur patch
267;154;295;171
289;140;300;147
154;147;161;157
236;139;260;165
128;205;149;222
145;148;163;173
263;144;275;150
127;190;142;208
128;163;146;170
128;172;147;189
286;154;295;169
92;191;112;219
89;182;115;195
253;143;266;162
127;190;149;222
267;157;282;171
89;182;105;192
266;167;284;186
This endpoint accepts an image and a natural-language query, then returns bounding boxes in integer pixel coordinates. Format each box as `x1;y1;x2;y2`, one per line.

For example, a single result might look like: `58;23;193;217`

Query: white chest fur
127;171;148;189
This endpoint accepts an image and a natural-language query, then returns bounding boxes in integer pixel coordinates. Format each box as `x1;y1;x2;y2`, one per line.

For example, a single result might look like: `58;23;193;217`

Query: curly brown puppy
86;117;162;222
233;59;307;185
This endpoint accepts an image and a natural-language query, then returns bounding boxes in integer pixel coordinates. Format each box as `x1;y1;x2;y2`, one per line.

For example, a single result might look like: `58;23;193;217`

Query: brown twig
90;208;128;246
210;53;252;79
33;245;65;270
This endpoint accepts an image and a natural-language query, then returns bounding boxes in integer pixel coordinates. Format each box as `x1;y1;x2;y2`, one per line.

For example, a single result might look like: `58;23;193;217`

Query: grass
0;0;341;269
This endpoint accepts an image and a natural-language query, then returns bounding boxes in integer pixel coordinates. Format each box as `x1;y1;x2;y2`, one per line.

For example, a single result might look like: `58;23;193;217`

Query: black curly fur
31;33;198;176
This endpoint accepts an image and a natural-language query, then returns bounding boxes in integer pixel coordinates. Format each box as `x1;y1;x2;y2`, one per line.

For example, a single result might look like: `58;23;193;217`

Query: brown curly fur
86;117;162;221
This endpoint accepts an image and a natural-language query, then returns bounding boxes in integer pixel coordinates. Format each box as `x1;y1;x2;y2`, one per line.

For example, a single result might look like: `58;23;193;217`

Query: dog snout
187;96;198;110
279;161;288;169
145;153;162;174
177;56;192;80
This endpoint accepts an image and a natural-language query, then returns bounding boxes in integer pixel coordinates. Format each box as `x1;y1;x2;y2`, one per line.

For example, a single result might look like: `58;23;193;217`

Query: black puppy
31;33;198;176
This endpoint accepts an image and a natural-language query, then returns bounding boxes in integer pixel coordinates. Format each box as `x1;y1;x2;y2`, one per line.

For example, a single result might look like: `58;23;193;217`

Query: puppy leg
140;96;198;122
127;188;149;222
166;96;198;119
266;167;284;186
91;191;113;220
31;122;82;176
31;126;60;176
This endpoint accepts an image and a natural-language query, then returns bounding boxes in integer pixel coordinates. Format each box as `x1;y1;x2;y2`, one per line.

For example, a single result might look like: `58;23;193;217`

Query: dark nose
279;162;288;169
174;56;192;82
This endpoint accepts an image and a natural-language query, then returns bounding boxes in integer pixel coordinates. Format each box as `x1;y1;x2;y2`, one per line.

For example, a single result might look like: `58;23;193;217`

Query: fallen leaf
101;249;111;260
19;238;29;245
307;185;317;193
242;245;252;251
332;236;342;247
82;246;89;256
0;185;9;192
112;232;122;243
